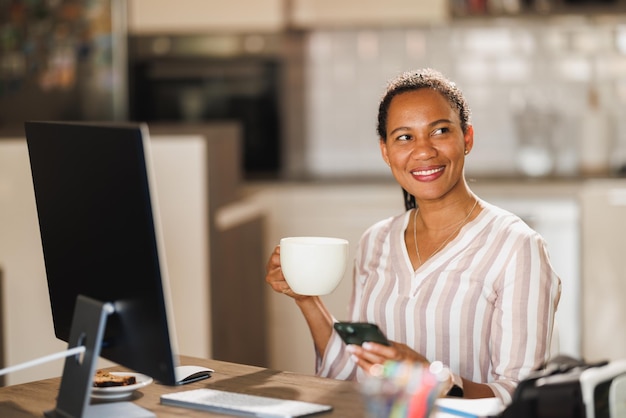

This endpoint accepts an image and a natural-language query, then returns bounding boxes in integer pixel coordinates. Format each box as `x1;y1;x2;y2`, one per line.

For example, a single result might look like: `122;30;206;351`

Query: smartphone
333;322;390;346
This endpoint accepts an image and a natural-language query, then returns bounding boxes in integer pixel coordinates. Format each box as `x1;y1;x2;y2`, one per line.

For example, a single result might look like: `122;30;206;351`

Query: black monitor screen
25;121;178;386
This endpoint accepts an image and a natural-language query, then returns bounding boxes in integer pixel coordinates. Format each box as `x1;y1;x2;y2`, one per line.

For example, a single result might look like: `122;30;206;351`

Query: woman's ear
379;139;390;166
464;125;474;155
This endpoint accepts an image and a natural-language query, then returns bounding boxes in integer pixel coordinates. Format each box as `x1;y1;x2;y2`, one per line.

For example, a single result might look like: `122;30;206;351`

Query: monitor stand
45;295;155;418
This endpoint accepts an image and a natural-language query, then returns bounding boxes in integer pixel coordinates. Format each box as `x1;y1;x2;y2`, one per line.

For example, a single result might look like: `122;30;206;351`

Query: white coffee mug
279;236;349;296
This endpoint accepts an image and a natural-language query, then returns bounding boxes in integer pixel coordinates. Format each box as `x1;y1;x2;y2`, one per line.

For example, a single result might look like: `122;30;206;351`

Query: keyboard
160;388;333;418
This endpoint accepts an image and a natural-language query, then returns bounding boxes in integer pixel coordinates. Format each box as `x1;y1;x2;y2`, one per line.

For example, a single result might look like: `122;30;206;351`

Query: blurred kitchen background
1;0;626;385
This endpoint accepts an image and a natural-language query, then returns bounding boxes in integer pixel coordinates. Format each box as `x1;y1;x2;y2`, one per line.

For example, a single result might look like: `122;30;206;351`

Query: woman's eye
433;127;450;136
396;134;411;141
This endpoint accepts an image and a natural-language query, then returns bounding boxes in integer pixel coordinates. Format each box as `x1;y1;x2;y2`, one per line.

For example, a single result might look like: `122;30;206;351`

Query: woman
265;68;561;404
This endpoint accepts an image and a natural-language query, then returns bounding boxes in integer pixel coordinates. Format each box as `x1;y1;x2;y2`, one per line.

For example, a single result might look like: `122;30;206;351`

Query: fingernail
362;342;373;350
346;344;357;354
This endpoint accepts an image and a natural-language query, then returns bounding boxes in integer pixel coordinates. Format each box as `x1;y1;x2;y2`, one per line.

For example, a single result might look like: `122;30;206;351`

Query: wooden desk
0;356;365;417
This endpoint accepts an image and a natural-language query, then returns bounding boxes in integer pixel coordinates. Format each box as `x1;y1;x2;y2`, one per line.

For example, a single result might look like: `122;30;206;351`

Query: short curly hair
377;68;471;141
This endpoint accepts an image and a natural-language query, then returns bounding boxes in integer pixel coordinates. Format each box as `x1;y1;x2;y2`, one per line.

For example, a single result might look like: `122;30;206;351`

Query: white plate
91;372;153;400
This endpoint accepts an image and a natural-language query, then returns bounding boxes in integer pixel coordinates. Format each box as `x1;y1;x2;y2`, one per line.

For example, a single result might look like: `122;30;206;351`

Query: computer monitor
25;121;180;417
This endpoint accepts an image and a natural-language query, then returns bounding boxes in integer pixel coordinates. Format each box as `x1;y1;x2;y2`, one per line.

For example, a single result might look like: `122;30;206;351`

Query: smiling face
379;88;474;203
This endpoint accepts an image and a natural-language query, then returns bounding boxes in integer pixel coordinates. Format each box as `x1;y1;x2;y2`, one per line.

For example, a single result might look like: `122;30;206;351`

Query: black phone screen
333;322;390;346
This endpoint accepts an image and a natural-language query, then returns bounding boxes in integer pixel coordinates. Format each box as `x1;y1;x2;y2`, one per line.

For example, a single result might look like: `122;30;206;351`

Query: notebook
161;388;333;418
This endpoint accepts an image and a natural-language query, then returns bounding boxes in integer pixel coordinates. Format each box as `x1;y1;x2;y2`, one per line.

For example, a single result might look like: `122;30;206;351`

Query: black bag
500;355;626;418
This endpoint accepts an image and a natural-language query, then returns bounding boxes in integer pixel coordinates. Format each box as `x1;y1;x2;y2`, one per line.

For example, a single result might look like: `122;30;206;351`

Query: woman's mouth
410;166;445;182
411;167;444;176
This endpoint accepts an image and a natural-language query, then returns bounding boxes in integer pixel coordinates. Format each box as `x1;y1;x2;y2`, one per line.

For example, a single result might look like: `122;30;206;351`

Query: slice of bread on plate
93;370;137;387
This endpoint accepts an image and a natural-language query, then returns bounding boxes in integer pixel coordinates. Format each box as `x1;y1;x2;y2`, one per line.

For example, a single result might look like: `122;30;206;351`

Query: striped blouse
316;199;562;404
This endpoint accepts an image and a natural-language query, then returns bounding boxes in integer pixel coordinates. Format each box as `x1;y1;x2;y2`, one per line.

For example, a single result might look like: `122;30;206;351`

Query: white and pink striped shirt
317;199;561;404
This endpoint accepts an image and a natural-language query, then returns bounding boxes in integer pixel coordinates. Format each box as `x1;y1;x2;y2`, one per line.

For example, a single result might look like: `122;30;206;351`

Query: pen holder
360;361;446;418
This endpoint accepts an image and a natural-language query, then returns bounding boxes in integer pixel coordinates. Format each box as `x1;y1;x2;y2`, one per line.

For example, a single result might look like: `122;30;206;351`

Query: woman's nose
411;138;436;159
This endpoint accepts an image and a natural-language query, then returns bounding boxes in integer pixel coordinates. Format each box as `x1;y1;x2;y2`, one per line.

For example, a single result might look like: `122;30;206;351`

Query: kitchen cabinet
150;124;268;368
0;139;69;385
127;0;285;34
579;180;626;362
289;0;449;28
468;182;583;360
128;0;450;34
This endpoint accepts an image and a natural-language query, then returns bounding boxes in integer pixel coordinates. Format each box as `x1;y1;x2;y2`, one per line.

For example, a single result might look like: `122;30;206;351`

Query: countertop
243;173;626;201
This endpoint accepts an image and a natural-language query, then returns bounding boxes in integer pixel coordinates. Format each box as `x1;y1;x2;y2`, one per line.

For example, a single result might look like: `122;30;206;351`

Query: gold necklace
412;199;479;267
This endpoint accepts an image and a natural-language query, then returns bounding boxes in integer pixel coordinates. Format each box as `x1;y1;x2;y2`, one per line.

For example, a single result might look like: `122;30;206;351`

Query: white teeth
412;167;444;176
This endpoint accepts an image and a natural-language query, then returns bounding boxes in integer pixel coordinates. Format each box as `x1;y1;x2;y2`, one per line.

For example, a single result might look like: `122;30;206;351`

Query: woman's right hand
265;245;310;300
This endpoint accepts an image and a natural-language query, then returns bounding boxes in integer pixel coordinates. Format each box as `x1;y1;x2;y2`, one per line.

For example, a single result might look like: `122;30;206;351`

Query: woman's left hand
346;340;429;374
